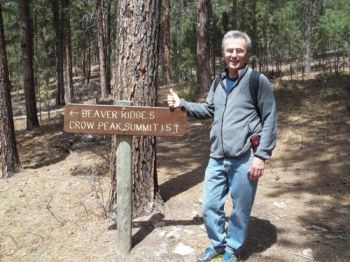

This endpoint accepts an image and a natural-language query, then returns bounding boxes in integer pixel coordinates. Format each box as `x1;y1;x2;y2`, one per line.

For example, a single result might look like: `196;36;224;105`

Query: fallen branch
79;201;89;217
290;252;313;261
7;234;18;248
46;196;64;226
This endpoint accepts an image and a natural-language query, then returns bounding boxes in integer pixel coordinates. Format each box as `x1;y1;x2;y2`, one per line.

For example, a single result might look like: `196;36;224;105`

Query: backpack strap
213;69;261;117
249;70;261;118
213;70;225;93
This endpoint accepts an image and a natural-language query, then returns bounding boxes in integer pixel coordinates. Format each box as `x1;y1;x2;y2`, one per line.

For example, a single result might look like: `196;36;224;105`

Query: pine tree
196;0;212;93
18;0;39;130
0;2;21;178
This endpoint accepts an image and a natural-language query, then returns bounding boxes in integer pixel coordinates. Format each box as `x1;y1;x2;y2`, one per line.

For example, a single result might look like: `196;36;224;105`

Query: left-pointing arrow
69;110;79;117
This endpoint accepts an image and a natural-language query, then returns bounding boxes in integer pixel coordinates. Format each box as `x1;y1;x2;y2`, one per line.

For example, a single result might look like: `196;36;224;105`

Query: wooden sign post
64;102;186;257
115;100;132;257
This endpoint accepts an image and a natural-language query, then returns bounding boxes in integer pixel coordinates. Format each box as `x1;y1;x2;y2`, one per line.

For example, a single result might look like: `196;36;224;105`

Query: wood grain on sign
64;104;187;136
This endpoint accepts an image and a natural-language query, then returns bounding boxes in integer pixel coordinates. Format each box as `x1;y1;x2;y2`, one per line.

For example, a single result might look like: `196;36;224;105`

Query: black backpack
213;70;261;117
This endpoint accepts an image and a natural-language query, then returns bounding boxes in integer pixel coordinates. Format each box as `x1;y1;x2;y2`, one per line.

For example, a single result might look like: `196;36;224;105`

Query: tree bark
96;0;110;99
109;0;162;217
209;2;215;77
231;0;239;29
304;22;312;74
52;0;65;105
63;0;74;103
160;0;171;84
196;0;212;93
18;0;39;130
298;0;316;75
86;44;91;83
250;0;257;69
105;1;112;95
81;38;88;80
0;2;21;178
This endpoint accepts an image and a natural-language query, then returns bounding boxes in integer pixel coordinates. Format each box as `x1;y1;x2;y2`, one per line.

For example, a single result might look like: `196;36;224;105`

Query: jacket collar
219;65;249;80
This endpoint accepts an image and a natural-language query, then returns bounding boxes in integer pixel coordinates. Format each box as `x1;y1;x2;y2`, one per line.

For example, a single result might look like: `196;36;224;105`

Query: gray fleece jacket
179;66;277;160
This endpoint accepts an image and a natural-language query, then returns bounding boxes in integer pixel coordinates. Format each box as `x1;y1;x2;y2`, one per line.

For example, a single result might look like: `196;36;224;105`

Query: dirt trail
0;73;349;261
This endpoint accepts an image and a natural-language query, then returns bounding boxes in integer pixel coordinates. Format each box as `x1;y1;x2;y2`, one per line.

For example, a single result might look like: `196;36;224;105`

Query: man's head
222;30;251;77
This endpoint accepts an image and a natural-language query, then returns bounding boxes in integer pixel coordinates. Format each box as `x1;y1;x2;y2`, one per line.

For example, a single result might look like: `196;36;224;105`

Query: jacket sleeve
255;74;277;160
179;81;215;119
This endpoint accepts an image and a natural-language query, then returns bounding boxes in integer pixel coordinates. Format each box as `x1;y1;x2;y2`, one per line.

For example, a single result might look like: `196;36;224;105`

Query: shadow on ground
131;213;204;247
268;74;350;261
242;217;278;259
16;115;111;170
130;213;278;258
159;165;204;202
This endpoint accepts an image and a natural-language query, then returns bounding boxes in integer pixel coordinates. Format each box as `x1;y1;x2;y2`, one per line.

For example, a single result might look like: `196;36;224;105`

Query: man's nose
230;50;238;57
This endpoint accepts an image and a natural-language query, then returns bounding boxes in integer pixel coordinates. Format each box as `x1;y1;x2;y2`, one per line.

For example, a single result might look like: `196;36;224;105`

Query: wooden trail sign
64;104;186;137
63;101;186;257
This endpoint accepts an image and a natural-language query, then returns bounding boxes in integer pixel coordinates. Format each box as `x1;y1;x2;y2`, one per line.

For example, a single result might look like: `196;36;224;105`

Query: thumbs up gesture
167;88;180;108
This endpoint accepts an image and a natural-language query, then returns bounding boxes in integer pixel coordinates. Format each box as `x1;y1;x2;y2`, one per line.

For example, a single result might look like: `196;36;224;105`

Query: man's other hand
248;157;265;181
167;88;180;108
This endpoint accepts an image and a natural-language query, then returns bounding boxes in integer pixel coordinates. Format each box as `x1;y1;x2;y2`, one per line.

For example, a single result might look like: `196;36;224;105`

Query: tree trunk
160;0;171;84
82;44;91;84
258;42;262;72
0;2;21;178
105;0;112;95
250;0;257;69
81;40;86;78
196;0;211;93
298;0;316;75
231;0;238;29
304;22;312;74
209;2;216;77
108;0;162;217
290;39;294;80
328;46;332;75
18;0;39;130
96;0;110;99
173;19;179;83
63;0;74;103
52;0;65;105
87;41;91;83
335;47;340;75
322;48;326;75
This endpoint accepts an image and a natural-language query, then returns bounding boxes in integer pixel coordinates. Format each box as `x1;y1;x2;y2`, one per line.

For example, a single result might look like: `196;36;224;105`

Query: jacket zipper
221;90;228;156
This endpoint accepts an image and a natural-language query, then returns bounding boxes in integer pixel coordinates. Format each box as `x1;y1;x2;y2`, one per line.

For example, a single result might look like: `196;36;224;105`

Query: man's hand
167;88;180;108
248;157;265;181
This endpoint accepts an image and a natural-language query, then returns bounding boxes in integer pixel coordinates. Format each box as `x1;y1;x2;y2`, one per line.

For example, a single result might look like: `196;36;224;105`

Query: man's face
222;37;250;76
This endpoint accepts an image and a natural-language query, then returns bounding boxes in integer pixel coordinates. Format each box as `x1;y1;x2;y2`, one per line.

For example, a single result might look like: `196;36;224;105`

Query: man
167;30;277;262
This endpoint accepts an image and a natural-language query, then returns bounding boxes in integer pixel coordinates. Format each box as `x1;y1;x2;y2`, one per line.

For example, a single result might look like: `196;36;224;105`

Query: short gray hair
222;30;252;52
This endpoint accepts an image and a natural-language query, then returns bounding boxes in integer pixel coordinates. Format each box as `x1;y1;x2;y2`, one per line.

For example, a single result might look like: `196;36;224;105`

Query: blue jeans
202;150;257;254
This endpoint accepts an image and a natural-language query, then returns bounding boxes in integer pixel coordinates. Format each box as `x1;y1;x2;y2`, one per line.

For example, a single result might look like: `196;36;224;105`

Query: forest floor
0;72;349;262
